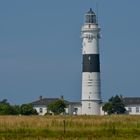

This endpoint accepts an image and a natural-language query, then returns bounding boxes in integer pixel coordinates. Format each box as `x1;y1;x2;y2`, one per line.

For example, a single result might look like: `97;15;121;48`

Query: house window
128;107;132;112
39;108;43;113
74;108;78;113
73;108;78;115
136;107;139;113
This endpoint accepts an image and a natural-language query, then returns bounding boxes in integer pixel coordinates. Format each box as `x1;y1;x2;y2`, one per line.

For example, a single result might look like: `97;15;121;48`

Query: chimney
39;96;43;100
60;95;64;100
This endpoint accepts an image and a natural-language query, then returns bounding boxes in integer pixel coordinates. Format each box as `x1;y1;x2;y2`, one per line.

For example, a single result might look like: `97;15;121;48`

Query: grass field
0;115;139;140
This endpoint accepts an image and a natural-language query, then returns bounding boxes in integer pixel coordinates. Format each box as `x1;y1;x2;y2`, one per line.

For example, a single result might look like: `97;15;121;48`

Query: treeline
0;99;38;115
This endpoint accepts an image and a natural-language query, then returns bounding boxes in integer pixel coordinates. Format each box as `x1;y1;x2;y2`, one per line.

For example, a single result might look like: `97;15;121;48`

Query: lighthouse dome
85;8;96;24
87;8;95;14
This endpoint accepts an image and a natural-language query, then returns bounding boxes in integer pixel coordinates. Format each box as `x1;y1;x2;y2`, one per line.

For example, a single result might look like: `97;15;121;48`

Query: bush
20;104;38;115
102;95;126;115
48;99;66;115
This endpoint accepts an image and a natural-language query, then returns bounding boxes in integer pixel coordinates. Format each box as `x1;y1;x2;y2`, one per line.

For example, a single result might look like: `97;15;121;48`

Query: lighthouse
81;8;102;115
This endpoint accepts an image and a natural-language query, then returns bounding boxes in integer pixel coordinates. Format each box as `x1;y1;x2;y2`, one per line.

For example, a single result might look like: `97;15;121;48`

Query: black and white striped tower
81;8;101;115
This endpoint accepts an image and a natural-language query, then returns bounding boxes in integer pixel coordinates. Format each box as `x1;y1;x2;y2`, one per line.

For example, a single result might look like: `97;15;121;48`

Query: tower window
88;103;91;109
88;38;92;43
88;56;91;60
88;74;91;80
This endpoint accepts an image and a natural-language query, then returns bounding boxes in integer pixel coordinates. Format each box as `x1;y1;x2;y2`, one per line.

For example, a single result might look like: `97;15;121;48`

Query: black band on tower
82;54;100;72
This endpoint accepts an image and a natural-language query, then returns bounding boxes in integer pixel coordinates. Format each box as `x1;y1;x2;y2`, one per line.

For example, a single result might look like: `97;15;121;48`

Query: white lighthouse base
81;100;101;115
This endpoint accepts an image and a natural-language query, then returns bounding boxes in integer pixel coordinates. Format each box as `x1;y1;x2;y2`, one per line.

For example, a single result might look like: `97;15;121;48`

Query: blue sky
0;0;140;104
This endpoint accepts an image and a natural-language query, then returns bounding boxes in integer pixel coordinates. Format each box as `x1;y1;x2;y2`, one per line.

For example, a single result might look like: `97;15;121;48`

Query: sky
0;0;140;104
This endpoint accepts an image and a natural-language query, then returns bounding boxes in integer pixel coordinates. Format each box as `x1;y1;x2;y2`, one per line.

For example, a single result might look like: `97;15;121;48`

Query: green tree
12;105;21;115
0;99;16;115
0;99;8;104
48;100;66;115
102;95;126;115
102;102;113;115
20;104;38;115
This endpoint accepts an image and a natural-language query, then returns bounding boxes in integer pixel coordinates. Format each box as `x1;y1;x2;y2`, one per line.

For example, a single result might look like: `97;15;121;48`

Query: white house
32;96;81;115
123;97;140;115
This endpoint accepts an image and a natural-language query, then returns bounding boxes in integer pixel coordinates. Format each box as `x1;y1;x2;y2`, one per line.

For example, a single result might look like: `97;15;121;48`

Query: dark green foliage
20;104;38;115
0;99;17;115
102;102;113;115
102;95;126;115
48;99;66;115
12;105;21;115
0;99;38;115
0;103;12;115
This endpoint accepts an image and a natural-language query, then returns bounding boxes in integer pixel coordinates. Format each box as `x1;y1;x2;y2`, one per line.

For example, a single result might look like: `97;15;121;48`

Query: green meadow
0;115;139;140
